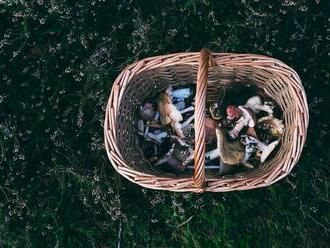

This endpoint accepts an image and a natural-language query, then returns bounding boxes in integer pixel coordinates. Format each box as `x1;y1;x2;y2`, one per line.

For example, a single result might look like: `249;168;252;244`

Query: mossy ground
0;0;329;247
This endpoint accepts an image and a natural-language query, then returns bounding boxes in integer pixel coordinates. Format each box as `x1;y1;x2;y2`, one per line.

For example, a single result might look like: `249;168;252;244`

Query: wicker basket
104;49;309;193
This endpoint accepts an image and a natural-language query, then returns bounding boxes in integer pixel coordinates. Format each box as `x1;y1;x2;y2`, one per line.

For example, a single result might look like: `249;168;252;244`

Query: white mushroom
244;95;274;116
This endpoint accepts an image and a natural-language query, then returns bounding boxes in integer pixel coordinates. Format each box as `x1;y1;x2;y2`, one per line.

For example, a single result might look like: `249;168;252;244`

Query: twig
0;186;9;201
117;217;122;248
306;214;330;233
177;215;193;228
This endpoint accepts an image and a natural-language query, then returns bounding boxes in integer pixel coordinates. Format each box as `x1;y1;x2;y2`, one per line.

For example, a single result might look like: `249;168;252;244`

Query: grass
0;0;329;247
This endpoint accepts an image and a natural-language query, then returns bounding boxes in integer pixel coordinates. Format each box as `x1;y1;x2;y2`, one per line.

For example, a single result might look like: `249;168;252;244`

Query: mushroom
244;95;274;116
240;135;279;163
257;116;285;139
137;119;168;144
165;86;192;100
139;102;155;121
157;93;184;138
209;103;221;120
154;138;194;172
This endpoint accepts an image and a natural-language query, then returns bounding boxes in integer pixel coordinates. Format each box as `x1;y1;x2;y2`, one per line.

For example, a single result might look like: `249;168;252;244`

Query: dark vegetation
0;0;329;247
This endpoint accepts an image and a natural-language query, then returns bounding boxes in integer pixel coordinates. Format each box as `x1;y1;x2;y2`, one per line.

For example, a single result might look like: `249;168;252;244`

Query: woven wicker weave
104;49;309;192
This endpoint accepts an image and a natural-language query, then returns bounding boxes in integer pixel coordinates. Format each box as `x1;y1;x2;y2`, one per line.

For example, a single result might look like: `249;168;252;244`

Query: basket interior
115;63;294;180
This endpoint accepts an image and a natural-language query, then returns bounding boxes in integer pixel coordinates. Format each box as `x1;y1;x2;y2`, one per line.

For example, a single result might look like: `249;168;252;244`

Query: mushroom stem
205;148;220;161
180;106;194;114
181;115;194;128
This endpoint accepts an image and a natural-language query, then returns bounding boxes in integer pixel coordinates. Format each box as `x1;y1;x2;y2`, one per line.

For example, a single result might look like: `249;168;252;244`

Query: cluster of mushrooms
137;85;285;175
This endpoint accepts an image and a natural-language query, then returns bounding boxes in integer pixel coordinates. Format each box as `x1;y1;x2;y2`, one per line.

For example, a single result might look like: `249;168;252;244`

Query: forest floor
0;0;329;247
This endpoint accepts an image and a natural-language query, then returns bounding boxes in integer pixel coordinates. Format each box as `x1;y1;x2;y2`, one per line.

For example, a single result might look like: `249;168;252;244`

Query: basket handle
193;48;214;190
